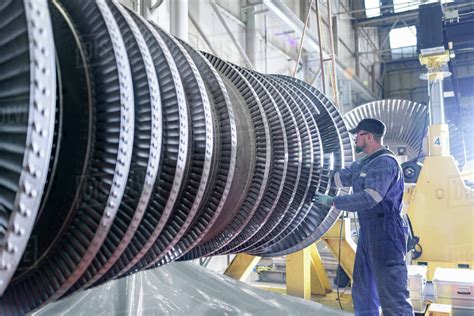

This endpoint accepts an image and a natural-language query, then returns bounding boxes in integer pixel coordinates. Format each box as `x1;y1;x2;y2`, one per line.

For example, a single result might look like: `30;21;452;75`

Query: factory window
393;0;419;13
389;26;417;59
393;0;455;13
365;0;380;18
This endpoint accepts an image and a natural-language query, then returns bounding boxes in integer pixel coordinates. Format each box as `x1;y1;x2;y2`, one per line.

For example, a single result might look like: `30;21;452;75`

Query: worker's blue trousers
352;217;414;316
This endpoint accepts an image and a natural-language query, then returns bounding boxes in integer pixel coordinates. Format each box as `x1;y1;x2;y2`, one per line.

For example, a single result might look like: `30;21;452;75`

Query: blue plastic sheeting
33;262;351;315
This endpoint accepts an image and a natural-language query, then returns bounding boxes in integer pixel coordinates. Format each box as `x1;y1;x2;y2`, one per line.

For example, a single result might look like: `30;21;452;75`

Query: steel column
170;0;188;41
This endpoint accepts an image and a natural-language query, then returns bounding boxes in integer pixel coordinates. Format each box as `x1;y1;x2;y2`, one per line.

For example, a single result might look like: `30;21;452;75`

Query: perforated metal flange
0;0;56;296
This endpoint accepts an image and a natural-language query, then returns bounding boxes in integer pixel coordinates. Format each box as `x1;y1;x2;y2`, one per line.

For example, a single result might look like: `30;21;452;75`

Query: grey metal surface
242;77;314;254
231;71;303;254
249;77;323;256
253;75;351;257
33;262;352;316
259;76;353;257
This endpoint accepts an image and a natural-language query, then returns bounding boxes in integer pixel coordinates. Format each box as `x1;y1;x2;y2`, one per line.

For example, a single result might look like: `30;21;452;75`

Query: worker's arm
332;162;358;189
333;157;397;212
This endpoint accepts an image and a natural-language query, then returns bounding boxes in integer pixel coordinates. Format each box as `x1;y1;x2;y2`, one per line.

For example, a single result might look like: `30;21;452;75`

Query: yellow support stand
225;246;332;298
286;246;311;299
224;254;261;281
309;244;332;295
224;242;345;306
322;218;357;279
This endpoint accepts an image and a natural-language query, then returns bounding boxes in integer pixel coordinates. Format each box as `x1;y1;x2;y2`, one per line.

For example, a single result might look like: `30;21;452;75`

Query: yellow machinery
406;50;474;280
406;153;474;280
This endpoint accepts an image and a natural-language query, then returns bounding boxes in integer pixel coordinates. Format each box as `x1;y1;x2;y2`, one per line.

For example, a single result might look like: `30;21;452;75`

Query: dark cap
349;118;386;136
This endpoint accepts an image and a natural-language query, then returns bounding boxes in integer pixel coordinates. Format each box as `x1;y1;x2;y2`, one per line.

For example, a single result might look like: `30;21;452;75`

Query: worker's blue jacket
333;147;407;251
332;147;413;315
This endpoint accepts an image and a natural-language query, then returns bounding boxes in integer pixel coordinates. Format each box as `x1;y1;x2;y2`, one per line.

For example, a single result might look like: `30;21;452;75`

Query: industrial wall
384;60;428;104
119;0;380;110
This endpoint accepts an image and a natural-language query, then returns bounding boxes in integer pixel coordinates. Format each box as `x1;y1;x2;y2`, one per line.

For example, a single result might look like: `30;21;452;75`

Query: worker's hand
312;193;335;206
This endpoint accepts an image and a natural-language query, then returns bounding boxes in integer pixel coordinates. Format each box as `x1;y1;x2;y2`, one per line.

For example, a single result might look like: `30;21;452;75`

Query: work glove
312;193;335;207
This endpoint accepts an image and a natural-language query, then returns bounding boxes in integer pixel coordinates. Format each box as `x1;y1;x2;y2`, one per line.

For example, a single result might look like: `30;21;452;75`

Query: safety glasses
350;132;370;140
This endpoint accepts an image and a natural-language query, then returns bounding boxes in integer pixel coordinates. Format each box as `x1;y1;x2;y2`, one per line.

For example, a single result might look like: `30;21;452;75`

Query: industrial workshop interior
1;0;474;315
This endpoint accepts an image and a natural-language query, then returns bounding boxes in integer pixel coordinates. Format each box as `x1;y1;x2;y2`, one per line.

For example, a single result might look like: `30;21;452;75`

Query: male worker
314;118;414;316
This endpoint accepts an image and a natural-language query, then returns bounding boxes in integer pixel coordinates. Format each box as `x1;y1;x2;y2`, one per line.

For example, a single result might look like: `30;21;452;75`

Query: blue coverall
332;148;414;316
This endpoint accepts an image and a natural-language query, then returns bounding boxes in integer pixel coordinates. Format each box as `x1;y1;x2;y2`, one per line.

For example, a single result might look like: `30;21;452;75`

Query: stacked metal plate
0;0;353;314
343;99;467;169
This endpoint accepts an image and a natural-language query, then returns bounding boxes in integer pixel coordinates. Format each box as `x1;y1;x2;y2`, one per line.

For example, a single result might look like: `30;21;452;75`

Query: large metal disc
257;76;352;257
344;99;467;169
0;0;56;296
344;99;428;160
206;63;288;255
251;77;327;256
12;0;95;286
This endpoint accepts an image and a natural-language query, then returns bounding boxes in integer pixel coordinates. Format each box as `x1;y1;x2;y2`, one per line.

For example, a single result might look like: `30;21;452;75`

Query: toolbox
408;265;427;301
433;268;474;310
408;265;428;291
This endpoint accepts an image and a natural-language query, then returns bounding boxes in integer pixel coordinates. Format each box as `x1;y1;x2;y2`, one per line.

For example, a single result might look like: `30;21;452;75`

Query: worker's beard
355;145;364;153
